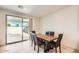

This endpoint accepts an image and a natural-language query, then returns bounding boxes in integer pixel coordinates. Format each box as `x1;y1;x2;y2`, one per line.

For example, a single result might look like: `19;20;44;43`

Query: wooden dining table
37;33;58;52
37;33;57;42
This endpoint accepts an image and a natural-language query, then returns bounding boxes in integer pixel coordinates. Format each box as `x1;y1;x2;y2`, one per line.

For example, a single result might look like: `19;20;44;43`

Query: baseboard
0;45;5;47
62;44;79;52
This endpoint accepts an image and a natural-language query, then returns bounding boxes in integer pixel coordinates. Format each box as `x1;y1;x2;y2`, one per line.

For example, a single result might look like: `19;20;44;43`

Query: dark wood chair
49;34;63;53
30;31;36;46
50;32;55;36
45;31;50;35
32;33;45;53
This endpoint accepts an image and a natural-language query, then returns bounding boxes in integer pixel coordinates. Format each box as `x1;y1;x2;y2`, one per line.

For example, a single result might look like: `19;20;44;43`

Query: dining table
37;33;57;42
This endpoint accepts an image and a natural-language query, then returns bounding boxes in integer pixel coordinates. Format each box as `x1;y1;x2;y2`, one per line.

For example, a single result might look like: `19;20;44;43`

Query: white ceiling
0;5;67;18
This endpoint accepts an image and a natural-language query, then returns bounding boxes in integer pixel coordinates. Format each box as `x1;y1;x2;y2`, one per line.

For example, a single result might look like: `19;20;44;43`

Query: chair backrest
30;31;36;43
50;32;55;36
30;32;34;41
56;34;63;46
45;31;55;36
30;31;36;41
45;31;50;35
30;31;36;40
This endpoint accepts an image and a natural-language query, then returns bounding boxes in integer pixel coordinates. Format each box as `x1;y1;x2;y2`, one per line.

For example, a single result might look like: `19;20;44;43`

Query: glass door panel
7;16;22;43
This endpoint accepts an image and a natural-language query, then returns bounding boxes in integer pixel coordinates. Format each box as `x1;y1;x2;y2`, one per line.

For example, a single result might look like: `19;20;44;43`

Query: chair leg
44;45;45;52
31;40;33;46
34;44;35;50
55;47;57;53
59;46;61;53
44;45;47;53
38;46;39;53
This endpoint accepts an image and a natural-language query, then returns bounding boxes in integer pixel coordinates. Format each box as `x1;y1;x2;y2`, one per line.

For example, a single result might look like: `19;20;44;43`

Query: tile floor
0;40;78;53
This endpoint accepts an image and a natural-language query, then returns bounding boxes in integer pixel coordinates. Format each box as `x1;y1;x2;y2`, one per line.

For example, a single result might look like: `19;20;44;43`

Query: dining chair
45;31;50;35
32;33;45;53
30;31;36;46
50;32;55;36
50;34;63;53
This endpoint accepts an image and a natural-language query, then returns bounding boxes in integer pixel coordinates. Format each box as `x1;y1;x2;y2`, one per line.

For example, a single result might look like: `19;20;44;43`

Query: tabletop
37;33;57;42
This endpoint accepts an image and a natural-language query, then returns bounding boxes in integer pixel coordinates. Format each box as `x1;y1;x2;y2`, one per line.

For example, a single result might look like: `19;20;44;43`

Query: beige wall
0;9;28;46
33;17;42;33
37;6;79;50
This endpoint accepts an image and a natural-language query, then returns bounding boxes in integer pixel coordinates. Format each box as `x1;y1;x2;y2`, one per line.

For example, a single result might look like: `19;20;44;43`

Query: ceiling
0;5;67;18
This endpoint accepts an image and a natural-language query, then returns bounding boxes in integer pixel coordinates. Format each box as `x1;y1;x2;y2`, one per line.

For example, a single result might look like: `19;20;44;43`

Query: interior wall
39;6;79;50
0;9;28;46
33;17;42;33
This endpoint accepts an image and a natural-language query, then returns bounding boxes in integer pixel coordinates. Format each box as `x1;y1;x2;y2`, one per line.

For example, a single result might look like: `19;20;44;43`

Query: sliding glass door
6;15;29;44
7;16;22;44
